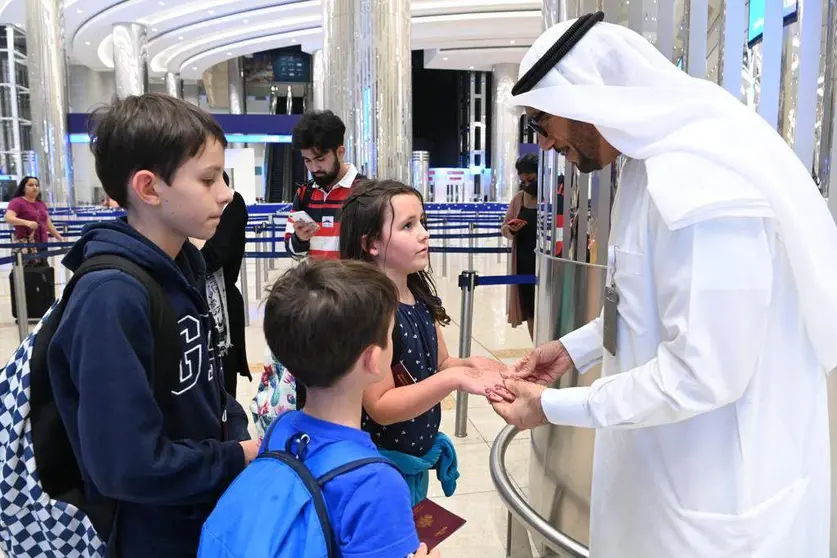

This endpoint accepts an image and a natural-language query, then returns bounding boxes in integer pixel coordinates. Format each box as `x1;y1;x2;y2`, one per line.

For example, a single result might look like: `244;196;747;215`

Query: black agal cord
512;11;606;96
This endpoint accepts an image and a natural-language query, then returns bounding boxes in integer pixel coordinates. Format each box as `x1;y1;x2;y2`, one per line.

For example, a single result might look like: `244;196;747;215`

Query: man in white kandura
489;12;837;558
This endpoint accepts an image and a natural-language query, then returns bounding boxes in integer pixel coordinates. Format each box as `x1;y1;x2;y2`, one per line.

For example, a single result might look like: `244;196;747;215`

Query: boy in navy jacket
47;93;260;557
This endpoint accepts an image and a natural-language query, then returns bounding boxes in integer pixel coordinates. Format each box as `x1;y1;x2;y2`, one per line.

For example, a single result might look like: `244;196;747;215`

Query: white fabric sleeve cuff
559;320;603;374
541;387;595;428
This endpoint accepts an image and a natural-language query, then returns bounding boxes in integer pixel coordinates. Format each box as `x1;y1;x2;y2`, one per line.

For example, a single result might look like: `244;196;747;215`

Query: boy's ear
359;343;384;378
129;170;162;207
336;145;346;161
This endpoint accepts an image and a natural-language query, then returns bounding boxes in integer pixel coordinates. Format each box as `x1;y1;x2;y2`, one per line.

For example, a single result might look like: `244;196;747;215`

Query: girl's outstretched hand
464;356;508;375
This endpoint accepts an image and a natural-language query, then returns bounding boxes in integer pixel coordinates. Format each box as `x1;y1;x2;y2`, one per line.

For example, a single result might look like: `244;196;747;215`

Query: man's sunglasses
527;112;548;137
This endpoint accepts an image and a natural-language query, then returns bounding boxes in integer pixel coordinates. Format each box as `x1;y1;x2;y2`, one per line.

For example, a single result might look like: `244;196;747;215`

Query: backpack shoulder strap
69;255;180;404
300;182;316;210
305;440;398;482
257;449;340;558
317;456;395;486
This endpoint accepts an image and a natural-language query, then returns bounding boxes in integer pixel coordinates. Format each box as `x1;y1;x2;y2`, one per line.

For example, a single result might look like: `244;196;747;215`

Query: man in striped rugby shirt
285;110;366;260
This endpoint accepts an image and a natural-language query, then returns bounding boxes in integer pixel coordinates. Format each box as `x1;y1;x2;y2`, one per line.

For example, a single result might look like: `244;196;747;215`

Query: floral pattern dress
250;346;298;443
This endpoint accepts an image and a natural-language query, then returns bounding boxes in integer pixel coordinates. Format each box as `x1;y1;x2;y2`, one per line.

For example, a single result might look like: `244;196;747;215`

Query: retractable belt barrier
1;224;518;340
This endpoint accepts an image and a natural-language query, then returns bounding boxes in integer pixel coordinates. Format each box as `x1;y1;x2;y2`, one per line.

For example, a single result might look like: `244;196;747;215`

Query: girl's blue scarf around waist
378;432;459;507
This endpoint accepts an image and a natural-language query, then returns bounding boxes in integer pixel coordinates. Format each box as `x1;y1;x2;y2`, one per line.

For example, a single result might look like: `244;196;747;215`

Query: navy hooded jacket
47;218;250;557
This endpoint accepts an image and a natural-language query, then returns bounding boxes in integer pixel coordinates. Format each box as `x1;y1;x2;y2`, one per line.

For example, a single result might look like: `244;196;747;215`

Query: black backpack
15;254;180;551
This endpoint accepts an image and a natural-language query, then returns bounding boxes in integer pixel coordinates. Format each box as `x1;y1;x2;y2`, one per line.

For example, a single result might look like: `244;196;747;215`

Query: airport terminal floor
0;245;537;558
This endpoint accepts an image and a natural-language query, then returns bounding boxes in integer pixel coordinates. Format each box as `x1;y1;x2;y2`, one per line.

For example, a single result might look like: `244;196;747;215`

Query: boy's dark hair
515;153;539;175
263;259;398;389
89;93;228;208
340;179;451;326
291;110;346;154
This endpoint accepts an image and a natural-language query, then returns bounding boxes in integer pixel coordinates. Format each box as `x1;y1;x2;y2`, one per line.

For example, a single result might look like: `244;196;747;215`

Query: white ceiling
0;0;549;80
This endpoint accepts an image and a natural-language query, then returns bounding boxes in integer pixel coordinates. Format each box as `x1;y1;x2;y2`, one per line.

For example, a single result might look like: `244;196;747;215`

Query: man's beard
575;156;603;174
312;160;341;187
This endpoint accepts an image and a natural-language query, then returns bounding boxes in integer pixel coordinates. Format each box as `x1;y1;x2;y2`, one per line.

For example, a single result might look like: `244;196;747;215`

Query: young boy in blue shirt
200;259;437;557
47;93;260;557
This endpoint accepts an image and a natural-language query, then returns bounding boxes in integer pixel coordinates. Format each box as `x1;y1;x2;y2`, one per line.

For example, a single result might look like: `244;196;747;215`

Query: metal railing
490;424;590;558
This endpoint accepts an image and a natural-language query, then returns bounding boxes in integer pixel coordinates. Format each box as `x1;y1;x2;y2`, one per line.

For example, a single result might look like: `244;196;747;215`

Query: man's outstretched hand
506;341;574;386
489;379;549;431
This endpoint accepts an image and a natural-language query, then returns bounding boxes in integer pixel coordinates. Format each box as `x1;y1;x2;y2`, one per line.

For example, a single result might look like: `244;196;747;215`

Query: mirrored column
819;0;837;208
491;63;522;202
227;57;244;116
165;72;181;99
112;23;148;99
25;0;73;206
227;57;244;149
311;50;324;112
323;0;412;182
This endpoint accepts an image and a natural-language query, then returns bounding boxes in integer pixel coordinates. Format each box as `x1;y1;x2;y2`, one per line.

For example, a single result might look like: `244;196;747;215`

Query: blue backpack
199;413;396;558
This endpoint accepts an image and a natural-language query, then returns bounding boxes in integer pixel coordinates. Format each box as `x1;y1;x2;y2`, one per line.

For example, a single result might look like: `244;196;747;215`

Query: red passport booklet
392;361;417;387
412;498;466;551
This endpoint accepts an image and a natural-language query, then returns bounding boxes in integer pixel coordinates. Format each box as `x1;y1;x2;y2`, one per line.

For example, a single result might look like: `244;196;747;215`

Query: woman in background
501;155;539;340
5;176;64;265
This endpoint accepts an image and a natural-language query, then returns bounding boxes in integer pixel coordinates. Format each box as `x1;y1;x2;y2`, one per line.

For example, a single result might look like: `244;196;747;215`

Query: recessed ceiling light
291;39;297;43
84;41;90;45
192;66;198;71
208;10;215;15
469;65;474;69
226;52;232;56
243;19;249;23
151;27;158;32
76;8;83;14
510;39;516;44
443;57;449;61
178;36;184;40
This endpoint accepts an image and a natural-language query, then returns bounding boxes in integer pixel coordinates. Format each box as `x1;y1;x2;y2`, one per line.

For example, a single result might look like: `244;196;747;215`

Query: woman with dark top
199;172;250;398
502;154;539;340
5;176;64;264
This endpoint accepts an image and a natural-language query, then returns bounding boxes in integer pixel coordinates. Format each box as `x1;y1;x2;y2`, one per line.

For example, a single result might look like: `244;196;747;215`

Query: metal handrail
489;424;590;558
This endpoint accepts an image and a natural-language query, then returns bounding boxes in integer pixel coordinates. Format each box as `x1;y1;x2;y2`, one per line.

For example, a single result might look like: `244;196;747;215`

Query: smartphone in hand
292;211;316;225
507;218;526;232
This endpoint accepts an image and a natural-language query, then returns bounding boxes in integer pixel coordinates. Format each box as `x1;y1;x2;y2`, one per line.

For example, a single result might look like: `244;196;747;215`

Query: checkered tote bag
0;307;107;557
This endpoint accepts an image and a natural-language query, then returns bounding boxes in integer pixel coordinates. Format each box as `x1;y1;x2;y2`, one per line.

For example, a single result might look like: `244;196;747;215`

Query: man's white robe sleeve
542;213;773;429
560;315;603;374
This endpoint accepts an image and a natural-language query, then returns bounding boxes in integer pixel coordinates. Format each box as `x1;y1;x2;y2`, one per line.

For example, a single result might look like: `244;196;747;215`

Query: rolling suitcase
10;265;56;320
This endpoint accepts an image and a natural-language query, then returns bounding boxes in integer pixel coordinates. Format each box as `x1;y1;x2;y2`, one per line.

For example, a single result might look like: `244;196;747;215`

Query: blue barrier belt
433;247;510;254
477;274;536;286
0;241;75;249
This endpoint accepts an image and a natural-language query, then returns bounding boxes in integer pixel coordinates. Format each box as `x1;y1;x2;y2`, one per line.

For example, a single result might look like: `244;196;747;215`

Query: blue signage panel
748;0;798;44
67;113;301;138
